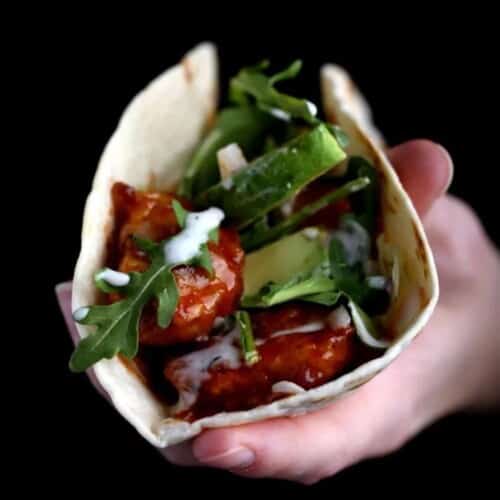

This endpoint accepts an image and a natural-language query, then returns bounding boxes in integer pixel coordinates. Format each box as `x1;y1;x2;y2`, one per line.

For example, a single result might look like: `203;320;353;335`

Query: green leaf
156;270;179;328
196;124;346;229
172;200;188;228
191;243;214;275
70;205;224;372
236;311;260;365
301;291;342;306
208;227;219;244
229;60;317;124
326;124;350;149
178;107;275;198
242;266;335;308
345;157;379;235
241;176;370;252
269;60;302;86
329;221;370;304
69;258;173;372
131;236;160;258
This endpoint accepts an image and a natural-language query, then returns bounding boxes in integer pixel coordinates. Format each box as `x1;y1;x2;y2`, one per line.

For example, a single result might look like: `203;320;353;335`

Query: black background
39;19;499;496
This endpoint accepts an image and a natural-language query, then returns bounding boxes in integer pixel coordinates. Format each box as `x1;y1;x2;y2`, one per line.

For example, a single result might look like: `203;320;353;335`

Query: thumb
388;140;453;218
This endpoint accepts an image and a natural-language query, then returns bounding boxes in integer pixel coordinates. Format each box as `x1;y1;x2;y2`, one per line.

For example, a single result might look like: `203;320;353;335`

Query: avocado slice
243;228;327;297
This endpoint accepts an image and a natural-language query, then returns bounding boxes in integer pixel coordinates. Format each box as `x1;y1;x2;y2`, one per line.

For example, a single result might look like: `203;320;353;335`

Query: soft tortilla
72;43;438;447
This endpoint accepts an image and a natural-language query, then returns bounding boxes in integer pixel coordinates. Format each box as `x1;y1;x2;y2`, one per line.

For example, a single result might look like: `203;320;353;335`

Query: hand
56;140;500;484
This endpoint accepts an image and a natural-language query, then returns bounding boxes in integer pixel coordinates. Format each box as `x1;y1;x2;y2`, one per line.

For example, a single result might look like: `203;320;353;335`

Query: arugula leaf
172;200;188;228
70;203;224;372
301;291;342;306
236;311;260;365
242;264;335;308
156;271;179;328
178;107;275;198
229;60;318;124
191;243;214;275
329;218;390;312
241;177;370;252
69;257;176;372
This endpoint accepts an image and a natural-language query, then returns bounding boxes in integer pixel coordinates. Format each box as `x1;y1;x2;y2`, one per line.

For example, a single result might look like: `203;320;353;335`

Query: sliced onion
217;143;248;182
347;300;390;349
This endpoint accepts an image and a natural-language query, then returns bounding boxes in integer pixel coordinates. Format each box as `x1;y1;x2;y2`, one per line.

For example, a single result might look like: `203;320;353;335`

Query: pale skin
57;140;500;484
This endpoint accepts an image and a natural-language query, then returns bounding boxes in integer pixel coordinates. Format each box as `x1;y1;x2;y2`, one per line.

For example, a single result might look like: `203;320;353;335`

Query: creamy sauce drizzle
269;108;291;122
171;327;242;413
73;307;89;321
163;208;224;266
272;380;305;394
96;268;130;287
306;100;318;116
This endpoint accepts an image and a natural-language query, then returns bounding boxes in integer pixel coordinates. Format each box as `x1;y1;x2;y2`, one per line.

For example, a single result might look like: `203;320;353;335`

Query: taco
69;42;438;447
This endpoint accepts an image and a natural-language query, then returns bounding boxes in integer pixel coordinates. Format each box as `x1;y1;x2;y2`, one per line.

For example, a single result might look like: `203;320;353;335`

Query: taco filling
70;60;397;422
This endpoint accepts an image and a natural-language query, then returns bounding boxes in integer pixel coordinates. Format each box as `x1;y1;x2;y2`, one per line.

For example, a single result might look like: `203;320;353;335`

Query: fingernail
194;446;255;470
435;143;454;192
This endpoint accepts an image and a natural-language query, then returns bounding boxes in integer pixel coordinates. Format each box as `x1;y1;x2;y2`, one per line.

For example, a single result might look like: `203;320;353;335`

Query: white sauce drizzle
303;227;319;240
170;327;242;414
269;108;291;122
272;381;305;395
96;268;130;287
327;306;351;329
270;321;325;339
73;307;89;321
163;207;224;266
280;200;294;217
366;275;387;289
306;100;318;116
332;219;370;266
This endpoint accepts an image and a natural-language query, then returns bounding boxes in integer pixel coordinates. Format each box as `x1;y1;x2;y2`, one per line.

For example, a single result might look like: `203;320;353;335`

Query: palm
57;140;500;484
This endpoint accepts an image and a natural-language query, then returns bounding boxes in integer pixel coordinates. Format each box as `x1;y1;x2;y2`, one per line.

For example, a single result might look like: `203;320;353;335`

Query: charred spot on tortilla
69;45;438;447
182;57;193;83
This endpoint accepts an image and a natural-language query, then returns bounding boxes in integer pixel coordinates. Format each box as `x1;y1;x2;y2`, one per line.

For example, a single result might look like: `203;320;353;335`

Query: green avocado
243;228;327;297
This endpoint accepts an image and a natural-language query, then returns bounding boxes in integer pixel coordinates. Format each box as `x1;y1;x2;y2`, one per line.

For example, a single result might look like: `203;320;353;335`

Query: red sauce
109;182;244;346
165;303;358;421
108;182;373;420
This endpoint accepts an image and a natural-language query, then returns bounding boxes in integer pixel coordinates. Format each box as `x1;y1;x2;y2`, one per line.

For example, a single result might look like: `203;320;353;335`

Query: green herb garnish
236;311;260;365
241;177;370;252
196;124;346;228
69;202;222;372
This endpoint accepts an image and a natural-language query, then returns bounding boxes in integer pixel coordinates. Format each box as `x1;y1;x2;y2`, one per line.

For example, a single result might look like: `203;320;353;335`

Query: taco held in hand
70;43;438;446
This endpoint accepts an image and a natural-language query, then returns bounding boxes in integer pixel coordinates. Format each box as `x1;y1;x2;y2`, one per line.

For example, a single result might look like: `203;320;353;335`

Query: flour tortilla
72;43;439;447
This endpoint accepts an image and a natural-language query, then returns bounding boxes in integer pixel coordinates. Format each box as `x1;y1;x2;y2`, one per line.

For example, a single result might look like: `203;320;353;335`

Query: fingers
191;371;412;484
161;441;199;467
387;140;453;218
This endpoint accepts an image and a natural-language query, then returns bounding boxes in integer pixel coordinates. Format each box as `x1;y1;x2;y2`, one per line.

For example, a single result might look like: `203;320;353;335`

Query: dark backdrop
41;22;498;496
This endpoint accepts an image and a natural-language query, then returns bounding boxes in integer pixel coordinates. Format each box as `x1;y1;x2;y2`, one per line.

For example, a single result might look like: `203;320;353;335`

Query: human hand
56;140;500;484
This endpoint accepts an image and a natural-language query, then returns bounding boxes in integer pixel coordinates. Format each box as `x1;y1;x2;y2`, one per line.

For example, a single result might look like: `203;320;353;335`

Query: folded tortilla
72;42;438;446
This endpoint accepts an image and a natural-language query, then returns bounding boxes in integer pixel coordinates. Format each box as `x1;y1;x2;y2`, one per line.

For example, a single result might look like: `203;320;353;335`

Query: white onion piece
217;143;248;182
